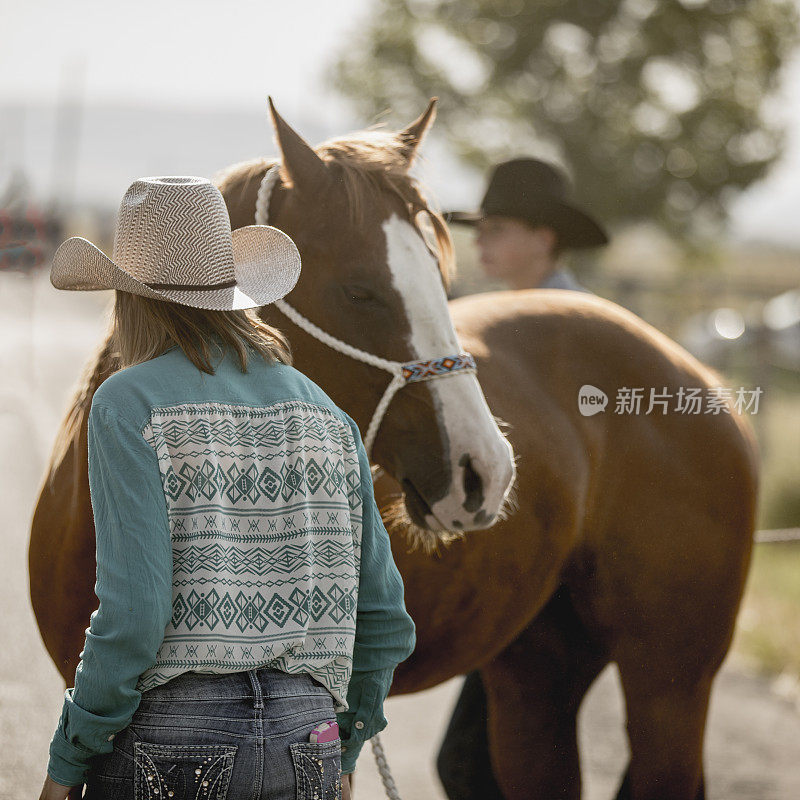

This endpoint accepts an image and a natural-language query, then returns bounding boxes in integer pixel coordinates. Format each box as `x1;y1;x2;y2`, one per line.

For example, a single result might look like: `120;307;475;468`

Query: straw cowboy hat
447;158;608;250
51;176;301;310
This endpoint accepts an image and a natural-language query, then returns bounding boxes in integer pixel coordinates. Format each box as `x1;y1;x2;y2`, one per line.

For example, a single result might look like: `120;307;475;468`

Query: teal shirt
47;341;416;784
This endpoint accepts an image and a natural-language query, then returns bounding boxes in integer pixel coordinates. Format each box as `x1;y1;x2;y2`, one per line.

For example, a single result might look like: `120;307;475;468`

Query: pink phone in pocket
309;720;339;743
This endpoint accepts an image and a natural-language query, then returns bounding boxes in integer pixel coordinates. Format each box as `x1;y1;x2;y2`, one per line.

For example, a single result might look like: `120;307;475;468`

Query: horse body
386;288;756;689
29;107;757;800
29;340;117;678
386;289;756;799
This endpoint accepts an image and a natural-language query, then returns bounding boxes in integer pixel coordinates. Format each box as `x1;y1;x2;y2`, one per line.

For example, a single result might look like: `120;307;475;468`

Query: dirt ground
1;268;798;799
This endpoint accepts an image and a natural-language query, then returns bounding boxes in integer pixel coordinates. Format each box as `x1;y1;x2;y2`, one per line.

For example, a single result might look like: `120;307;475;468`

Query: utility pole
50;57;86;214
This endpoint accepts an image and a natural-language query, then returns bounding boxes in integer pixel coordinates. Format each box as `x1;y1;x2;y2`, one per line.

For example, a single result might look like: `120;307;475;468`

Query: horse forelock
316;130;455;291
215;130;455;292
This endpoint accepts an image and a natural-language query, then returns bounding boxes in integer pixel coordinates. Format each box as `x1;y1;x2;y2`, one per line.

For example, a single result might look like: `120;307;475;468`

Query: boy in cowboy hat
448;157;608;294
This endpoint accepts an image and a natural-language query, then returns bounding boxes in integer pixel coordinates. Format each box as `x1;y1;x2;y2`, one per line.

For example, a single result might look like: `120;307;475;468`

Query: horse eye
344;284;378;304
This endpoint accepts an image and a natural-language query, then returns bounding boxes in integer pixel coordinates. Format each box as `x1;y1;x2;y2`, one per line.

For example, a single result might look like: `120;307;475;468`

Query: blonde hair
112;291;292;373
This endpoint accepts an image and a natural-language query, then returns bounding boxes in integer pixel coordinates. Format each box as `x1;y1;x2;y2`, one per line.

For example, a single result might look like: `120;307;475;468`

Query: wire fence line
755;528;800;544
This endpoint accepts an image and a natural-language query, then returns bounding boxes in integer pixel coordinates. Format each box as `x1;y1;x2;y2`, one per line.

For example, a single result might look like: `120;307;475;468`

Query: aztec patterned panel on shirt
136;400;363;712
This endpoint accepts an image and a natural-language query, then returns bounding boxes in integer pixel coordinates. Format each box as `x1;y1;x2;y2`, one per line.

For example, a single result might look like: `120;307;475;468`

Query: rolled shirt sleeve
336;418;417;774
47;401;173;786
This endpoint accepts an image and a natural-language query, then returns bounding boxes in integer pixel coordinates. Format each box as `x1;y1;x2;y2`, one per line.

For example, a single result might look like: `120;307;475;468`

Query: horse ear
398;98;438;167
268;97;329;192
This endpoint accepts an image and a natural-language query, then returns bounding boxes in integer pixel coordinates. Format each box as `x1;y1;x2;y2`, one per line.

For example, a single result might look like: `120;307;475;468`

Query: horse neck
256;301;382;432
48;335;119;477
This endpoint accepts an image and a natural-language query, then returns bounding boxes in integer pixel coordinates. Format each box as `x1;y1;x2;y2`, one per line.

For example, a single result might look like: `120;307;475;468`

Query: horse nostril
460;454;484;513
473;509;490;527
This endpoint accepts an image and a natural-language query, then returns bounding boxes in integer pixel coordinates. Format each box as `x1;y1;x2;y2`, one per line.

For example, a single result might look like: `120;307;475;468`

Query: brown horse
30;104;757;800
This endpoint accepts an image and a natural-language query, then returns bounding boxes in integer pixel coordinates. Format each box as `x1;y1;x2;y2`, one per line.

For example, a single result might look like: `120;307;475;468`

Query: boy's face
475;216;557;284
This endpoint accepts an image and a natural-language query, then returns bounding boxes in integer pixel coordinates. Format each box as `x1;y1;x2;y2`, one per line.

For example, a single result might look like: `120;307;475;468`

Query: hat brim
445;201;609;249
51;225;301;310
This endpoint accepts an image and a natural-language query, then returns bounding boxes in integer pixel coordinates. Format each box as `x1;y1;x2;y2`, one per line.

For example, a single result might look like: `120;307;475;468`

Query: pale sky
0;0;369;118
3;0;800;247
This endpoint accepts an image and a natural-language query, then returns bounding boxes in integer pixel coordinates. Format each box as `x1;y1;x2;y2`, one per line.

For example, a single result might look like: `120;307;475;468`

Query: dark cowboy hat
447;158;608;249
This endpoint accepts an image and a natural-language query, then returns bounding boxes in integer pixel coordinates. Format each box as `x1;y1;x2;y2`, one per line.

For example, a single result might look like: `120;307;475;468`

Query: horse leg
470;586;609;800
436;670;505;800
614;771;704;800
612;651;712;800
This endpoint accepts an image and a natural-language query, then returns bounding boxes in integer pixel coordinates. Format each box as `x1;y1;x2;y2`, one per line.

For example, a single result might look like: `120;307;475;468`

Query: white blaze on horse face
382;215;516;531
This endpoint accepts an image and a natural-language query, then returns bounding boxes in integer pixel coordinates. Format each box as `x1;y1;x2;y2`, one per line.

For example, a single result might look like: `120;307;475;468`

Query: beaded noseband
255;164;477;461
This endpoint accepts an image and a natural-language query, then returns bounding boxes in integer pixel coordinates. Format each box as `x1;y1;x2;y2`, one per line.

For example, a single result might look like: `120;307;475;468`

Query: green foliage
332;0;798;236
757;386;800;530
735;544;800;677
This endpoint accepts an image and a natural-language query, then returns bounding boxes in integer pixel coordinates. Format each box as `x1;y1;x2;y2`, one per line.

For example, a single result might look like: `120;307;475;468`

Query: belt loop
247;669;264;709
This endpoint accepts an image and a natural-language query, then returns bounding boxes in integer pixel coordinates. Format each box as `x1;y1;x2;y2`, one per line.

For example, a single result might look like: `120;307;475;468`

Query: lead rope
257;164;405;799
267;293;407;460
370;735;402;800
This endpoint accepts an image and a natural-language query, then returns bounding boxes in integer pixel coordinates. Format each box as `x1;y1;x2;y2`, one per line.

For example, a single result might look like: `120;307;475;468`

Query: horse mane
215;128;456;292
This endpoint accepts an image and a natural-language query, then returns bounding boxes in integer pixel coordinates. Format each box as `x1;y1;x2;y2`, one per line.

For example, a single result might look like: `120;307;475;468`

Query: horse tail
47;333;119;484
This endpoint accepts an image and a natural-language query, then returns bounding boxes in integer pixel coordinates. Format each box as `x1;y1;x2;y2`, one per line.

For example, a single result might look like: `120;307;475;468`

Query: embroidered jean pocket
133;742;237;800
290;738;342;800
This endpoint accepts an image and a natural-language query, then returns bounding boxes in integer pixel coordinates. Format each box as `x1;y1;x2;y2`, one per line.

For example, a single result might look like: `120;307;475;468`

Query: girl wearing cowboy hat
39;176;415;800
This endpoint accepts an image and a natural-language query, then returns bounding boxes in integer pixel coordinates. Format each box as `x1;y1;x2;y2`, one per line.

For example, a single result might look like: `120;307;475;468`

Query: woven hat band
143;278;238;291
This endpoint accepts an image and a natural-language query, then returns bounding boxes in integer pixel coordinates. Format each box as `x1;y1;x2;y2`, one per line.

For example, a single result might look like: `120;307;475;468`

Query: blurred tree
332;0;798;236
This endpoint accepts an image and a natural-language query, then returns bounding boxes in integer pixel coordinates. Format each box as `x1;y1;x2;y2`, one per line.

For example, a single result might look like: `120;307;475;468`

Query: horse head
218;100;516;540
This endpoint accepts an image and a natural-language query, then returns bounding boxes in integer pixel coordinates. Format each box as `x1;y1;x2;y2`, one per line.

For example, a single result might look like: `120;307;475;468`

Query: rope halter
255;164;477;460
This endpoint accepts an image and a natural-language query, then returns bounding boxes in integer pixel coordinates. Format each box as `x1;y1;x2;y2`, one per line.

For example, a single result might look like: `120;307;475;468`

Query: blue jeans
83;667;342;800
